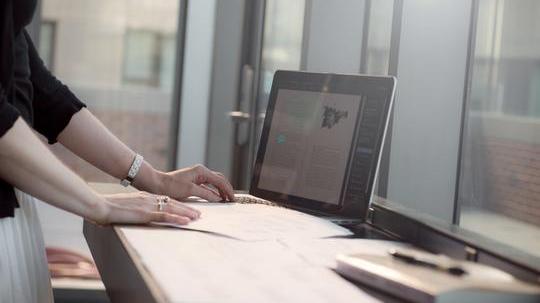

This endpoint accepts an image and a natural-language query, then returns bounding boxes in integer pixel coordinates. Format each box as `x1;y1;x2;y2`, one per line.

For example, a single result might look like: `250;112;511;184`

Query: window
38;21;56;71
39;0;183;182
458;0;540;258
123;30;161;87
122;30;175;89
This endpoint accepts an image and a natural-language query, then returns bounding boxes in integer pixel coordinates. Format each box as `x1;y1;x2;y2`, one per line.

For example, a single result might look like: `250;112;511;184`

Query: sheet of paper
121;227;380;303
170;202;352;241
279;238;411;268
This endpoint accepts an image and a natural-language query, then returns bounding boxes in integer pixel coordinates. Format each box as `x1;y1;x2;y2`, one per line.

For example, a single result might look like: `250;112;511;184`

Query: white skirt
0;190;53;303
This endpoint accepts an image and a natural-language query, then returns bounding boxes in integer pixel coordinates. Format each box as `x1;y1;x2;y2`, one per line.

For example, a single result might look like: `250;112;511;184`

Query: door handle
233;65;254;145
228;111;251;123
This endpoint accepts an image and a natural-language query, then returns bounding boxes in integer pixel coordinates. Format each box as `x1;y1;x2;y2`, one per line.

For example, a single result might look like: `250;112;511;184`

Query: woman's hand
98;164;233;226
98;191;201;226
146;164;235;202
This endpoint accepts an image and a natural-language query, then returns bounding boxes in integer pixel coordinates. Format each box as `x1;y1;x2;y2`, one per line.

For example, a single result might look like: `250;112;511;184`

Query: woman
0;0;235;302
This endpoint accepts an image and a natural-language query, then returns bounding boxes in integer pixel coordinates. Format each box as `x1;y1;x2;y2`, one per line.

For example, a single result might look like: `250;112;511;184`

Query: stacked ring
156;196;169;212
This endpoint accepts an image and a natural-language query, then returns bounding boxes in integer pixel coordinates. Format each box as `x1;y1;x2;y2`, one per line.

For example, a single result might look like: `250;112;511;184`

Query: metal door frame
229;0;267;189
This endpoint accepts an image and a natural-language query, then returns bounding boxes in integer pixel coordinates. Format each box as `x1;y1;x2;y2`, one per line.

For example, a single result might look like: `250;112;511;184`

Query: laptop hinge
366;207;375;224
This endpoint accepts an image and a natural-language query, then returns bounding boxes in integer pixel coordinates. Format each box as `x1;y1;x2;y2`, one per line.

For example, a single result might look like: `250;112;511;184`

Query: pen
388;249;467;276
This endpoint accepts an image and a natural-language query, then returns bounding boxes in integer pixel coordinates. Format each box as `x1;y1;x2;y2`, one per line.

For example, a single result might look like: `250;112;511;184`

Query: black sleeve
0;0;21;138
23;30;87;144
0;85;21;138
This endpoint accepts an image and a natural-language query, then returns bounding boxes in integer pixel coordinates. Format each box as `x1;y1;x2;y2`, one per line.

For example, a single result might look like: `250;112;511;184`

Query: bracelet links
120;154;144;187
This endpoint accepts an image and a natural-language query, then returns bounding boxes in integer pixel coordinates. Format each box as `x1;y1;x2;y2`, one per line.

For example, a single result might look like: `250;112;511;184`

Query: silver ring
156;195;169;212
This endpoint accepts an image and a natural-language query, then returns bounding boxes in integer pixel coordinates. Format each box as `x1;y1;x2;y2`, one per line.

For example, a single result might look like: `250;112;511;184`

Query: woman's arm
57;108;235;202
0;117;197;225
22;30;233;202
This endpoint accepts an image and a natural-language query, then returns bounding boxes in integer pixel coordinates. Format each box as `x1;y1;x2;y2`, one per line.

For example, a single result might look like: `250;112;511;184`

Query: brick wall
483;137;540;226
461;114;540;227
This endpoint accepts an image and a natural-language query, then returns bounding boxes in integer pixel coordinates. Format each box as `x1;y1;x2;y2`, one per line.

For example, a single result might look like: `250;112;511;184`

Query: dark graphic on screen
321;106;349;129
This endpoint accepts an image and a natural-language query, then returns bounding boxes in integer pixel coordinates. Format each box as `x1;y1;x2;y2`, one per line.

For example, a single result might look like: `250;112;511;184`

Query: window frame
369;0;540;284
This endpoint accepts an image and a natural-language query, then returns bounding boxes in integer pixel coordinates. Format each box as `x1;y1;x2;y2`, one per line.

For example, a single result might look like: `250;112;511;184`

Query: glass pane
364;0;394;75
251;0;305;159
258;0;305;112
253;1;396;187
38;21;56;70
123;30;160;86
458;0;540;258
39;0;181;182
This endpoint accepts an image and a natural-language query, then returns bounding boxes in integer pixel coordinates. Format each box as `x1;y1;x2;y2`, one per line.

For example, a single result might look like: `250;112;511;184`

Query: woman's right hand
95;191;201;226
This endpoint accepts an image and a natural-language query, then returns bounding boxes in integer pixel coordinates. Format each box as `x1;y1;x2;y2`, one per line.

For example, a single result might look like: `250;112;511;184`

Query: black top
0;0;86;218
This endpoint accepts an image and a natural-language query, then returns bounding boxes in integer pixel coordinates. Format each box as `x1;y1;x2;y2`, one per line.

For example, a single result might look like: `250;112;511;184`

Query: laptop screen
258;89;361;205
251;71;396;218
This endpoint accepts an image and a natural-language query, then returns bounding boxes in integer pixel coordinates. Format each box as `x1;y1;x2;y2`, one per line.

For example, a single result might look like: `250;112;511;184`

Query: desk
84;222;408;303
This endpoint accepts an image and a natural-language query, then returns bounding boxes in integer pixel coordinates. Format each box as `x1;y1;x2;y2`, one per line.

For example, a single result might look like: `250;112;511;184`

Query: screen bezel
250;70;396;218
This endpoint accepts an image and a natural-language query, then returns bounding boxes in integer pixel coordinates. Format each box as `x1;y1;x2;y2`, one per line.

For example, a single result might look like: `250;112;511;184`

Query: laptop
236;70;396;226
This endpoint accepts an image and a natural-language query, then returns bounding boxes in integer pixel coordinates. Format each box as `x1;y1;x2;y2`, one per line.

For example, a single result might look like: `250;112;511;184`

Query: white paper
170;202;353;241
279;238;411;268
121;227;380;303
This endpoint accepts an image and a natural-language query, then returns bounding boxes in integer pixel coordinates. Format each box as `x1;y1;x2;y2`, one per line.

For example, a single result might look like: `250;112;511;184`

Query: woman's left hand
150;164;235;202
103;191;201;224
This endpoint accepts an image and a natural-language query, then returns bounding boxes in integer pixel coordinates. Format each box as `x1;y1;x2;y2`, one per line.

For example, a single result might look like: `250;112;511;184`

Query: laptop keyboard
234;194;281;207
232;194;359;225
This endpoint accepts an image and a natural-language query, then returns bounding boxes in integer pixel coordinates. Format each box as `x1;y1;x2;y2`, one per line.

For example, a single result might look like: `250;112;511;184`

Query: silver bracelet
120;154;144;187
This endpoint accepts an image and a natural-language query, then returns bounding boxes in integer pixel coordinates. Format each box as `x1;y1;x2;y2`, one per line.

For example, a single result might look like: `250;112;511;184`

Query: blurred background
24;0;539;301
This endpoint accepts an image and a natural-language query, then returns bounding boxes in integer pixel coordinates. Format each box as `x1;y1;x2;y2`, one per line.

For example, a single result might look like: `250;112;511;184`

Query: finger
190;184;222;202
148;211;191;225
143;195;200;220
217;187;229;202
213;171;235;201
213;171;225;178
215;186;236;203
215;183;233;202
167;198;201;219
165;204;200;220
169;199;202;216
200;184;221;198
105;205;191;226
206;170;235;201
192;166;235;201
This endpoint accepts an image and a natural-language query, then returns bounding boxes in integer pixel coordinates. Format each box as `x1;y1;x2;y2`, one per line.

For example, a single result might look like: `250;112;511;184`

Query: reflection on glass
259;0;305;111
39;0;180;181
254;0;305;154
458;0;540;258
364;0;394;75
